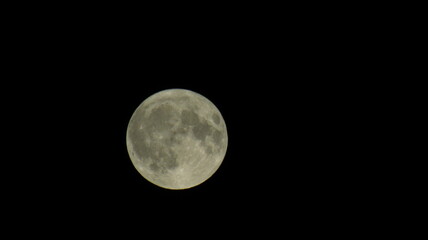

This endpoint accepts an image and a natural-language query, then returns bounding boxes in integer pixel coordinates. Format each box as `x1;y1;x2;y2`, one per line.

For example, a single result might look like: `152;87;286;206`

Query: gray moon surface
126;89;228;190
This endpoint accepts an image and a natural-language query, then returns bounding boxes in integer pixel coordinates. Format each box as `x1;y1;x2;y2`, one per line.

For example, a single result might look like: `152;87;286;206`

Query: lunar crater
181;109;199;126
192;120;213;142
212;113;221;125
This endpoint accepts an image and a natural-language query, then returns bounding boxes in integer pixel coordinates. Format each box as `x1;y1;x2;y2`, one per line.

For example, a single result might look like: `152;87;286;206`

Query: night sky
4;7;371;236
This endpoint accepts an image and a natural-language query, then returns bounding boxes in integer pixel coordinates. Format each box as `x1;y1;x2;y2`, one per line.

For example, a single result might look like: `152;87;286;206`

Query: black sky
4;7;374;236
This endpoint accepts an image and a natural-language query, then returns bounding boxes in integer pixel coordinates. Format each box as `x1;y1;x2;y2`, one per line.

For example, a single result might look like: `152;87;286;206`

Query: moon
126;89;228;190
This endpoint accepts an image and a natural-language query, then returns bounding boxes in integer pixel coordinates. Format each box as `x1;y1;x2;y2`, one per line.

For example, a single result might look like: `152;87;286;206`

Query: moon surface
126;89;228;189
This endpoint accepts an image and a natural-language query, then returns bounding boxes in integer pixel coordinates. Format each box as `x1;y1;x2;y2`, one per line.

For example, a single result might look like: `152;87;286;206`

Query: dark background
3;4;382;237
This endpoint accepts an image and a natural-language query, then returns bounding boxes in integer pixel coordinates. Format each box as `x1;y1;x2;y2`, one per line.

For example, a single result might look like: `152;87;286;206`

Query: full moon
126;89;228;190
